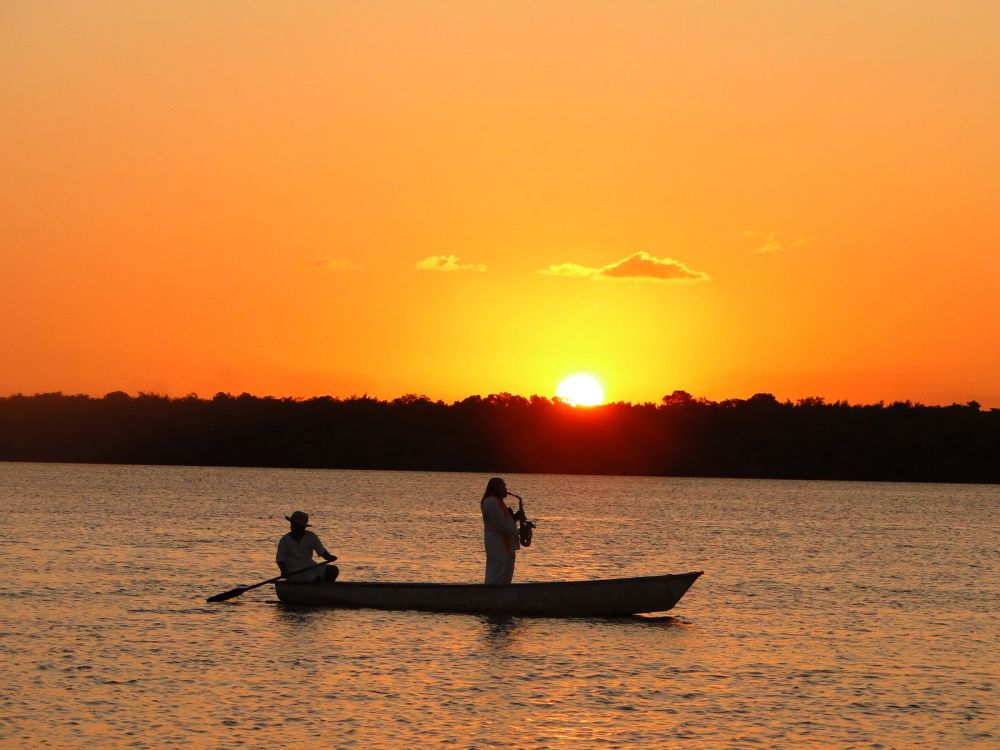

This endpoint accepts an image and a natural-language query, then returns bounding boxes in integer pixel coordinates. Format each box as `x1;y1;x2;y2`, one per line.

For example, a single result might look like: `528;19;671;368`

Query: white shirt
481;495;520;558
276;530;330;574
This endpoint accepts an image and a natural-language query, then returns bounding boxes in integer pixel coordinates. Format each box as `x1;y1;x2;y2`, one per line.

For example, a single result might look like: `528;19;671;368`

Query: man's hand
323;553;338;562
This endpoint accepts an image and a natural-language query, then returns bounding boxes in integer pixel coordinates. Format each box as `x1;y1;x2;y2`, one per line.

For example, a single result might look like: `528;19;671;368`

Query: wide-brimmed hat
285;510;311;527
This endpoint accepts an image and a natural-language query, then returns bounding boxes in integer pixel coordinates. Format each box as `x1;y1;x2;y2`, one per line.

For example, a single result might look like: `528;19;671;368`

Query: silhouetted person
481;477;525;584
276;510;339;582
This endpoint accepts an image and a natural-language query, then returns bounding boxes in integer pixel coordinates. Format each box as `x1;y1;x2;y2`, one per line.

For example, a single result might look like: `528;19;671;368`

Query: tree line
0;390;996;483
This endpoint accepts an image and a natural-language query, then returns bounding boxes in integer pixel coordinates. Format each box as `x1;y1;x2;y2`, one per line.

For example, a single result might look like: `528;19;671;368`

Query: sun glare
556;374;605;407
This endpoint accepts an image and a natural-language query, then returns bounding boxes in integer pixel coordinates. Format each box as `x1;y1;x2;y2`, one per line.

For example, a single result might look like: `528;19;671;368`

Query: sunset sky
3;2;998;406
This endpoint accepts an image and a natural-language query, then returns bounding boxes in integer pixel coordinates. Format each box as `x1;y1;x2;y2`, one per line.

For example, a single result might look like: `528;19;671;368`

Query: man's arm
486;498;518;536
311;533;338;562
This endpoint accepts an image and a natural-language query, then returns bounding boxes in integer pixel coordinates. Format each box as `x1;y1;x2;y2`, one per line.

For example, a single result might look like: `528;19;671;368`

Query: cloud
298;257;361;271
539;262;595;278
415;255;487;272
540;251;709;282
743;230;806;254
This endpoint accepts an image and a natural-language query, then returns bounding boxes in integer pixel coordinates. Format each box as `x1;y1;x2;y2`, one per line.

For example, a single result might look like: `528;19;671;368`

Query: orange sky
3;2;998;406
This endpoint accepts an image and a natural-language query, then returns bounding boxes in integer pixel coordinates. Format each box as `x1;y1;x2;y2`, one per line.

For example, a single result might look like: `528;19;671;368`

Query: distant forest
1;391;997;483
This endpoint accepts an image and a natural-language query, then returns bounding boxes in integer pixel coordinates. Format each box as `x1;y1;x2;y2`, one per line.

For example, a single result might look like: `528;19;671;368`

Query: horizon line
2;389;994;411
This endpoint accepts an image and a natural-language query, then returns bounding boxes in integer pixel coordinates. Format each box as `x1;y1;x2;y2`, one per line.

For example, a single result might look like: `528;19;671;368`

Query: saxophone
508;493;536;547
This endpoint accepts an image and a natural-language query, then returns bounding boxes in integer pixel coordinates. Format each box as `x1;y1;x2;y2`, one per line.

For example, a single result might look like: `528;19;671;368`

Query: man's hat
285;510;311;527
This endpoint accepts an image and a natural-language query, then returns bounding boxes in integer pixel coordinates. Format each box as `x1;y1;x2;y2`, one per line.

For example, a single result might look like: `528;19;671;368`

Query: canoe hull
274;572;702;616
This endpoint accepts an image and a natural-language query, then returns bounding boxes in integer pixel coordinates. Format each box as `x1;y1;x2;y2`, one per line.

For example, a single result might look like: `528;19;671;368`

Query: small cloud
540;262;597;278
541;251;709;283
602;252;709;281
299;257;361;271
415;255;487;272
757;234;784;253
743;230;807;253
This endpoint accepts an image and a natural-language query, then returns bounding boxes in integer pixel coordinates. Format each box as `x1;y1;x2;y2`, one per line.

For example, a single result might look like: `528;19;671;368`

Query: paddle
206;559;333;603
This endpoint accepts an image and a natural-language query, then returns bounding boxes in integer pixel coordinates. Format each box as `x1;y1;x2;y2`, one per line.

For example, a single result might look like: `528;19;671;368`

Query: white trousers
484;552;515;585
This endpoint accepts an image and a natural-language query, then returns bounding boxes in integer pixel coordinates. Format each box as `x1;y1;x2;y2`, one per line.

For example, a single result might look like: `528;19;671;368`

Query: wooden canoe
274;571;702;616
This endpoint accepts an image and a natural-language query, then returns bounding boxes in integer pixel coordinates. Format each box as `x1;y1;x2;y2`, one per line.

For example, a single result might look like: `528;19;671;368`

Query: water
1;463;997;748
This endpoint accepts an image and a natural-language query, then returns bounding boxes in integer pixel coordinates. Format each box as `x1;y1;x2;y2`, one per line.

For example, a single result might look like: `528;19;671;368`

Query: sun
556;374;605;407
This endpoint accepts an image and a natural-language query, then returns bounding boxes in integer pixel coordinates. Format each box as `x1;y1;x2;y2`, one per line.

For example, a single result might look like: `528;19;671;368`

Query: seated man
276;510;339;582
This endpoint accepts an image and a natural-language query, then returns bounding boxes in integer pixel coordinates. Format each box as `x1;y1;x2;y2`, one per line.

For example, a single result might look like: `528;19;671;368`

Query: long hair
483;477;506;500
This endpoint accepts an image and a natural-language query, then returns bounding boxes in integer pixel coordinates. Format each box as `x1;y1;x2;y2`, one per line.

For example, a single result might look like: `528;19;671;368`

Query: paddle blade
206;586;248;603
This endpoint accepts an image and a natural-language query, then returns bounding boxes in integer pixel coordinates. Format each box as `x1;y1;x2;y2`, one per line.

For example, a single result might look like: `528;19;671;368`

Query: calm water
1;463;997;748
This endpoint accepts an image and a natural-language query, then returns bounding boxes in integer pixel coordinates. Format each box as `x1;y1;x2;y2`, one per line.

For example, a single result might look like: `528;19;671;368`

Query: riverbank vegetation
1;391;995;483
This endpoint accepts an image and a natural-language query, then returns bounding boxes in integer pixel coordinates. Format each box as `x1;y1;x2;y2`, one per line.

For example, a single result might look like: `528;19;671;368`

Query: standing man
276;510;339;582
480;477;525;585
